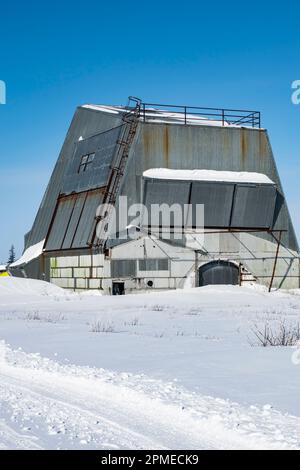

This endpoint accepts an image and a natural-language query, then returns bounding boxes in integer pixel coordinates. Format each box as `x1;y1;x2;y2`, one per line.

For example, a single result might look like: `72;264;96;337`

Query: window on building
111;260;136;278
78;153;95;173
139;259;169;271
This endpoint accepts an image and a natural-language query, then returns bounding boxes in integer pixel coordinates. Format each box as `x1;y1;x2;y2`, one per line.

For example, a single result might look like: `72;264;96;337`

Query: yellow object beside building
0;271;9;277
0;265;9;277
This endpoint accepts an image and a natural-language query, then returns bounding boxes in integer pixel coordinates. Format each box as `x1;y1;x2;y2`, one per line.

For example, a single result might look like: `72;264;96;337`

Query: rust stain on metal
258;130;268;160
163;126;170;167
240;130;248;167
222;129;230;159
143;127;151;157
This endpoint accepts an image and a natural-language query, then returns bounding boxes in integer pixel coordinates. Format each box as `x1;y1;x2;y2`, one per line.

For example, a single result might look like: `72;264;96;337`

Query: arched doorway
198;260;239;287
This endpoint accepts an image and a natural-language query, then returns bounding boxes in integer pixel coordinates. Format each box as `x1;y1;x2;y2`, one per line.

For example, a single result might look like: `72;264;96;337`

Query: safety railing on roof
128;99;261;128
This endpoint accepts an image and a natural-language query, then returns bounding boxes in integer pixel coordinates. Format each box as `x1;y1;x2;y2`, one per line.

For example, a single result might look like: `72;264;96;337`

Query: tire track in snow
0;343;299;450
0;370;215;450
0;419;42;449
0;373;166;450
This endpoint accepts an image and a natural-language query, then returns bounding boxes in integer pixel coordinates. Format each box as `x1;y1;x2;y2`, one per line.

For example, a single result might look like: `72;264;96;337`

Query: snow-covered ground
0;277;300;449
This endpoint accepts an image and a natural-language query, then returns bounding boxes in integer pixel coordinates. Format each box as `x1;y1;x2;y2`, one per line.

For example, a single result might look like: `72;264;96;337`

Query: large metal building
10;97;300;293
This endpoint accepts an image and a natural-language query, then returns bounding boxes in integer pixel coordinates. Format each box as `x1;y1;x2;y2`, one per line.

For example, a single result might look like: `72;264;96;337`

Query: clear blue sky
0;1;299;262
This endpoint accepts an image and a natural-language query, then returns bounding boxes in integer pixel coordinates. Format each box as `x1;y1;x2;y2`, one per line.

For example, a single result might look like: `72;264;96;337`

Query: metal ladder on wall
92;96;141;249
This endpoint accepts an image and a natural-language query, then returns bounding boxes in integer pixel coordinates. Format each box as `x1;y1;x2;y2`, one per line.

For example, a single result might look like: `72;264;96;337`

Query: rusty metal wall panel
121;124;298;251
142;177;277;229
62;193;86;249
45;190;103;251
71;191;103;248
45;197;75;251
143;178;234;228
61;125;121;195
189;182;234;227
231;184;277;228
143;179;190;226
25;107;123;250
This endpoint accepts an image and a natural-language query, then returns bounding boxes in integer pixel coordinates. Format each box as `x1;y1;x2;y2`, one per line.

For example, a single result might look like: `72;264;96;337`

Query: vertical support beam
194;250;199;287
238;262;242;286
40;252;45;280
268;230;282;292
90;245;93;281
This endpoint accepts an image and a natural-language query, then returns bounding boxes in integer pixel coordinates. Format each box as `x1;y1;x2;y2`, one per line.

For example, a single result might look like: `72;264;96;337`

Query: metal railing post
268;230;282;292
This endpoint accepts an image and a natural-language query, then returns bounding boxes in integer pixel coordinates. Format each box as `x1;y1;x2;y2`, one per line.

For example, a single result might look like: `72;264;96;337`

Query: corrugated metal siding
121;124;298;251
144;179;190;206
111;259;136;278
25;107;123;250
189;182;234;227
71;191;103;248
62;193;86;249
9;257;41;280
142;178;276;229
139;259;169;270
45;197;75;251
45;190;103;251
143;179;190;226
231;184;277;228
61;125;121;195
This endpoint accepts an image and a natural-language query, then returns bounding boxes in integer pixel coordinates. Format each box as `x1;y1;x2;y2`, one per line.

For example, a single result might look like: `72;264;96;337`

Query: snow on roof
143;168;275;185
82;104;121;115
81;104;257;129
0;264;7;271
10;239;45;267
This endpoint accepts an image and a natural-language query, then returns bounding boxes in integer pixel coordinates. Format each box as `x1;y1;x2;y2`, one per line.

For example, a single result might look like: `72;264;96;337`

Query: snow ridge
0;341;299;450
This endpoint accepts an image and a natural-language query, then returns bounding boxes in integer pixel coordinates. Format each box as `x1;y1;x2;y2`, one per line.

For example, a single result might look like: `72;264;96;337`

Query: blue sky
0;1;299;262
